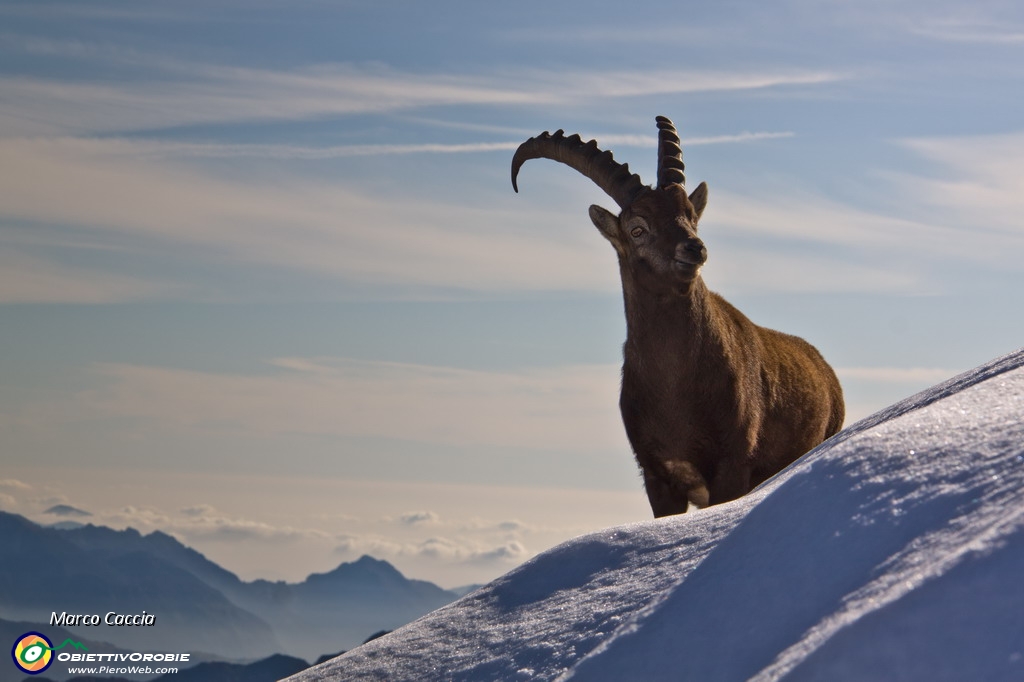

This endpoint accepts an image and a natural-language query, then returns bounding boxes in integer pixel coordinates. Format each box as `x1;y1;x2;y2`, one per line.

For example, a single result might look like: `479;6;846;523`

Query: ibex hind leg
643;461;710;518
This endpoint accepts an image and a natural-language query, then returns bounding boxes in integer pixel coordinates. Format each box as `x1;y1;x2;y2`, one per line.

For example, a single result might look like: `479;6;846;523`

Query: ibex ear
589;204;622;249
689;182;709;222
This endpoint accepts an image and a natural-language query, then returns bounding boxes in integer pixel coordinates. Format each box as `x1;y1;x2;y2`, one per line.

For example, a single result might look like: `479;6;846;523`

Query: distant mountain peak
309;555;406;585
0;510;460;659
43;503;92;517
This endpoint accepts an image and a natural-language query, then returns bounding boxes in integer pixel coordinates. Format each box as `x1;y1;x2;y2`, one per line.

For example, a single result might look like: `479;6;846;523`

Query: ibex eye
630;227;645;238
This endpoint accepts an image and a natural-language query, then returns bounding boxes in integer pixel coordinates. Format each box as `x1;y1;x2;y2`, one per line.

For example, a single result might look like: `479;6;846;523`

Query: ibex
512;116;845;517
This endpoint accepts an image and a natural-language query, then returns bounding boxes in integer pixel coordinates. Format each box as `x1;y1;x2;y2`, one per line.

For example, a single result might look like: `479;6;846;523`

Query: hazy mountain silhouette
0;512;460;662
42;505;92;518
0;512;278;658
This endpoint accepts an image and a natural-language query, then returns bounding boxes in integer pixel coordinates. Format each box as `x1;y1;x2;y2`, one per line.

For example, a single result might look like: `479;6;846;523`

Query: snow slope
287;348;1024;682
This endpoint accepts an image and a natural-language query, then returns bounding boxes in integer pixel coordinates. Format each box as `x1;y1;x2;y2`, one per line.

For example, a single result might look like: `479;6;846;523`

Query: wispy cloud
708;187;946;251
891;131;1024;247
528;68;843;99
898;132;1024;200
0;136;618;297
670;133;1024;297
3;129;1021;303
707;247;926;295
176;514;320;543
5;469;650;584
704;169;1024;295
110;504;329;544
333;499;551;573
702;189;948;294
335;532;528;566
0;53;843;136
0;64;535;136
75;131;794;161
76;358;627;452
94;139;525;160
2;131;944;304
180;504;217;517
911;19;1024;44
0;247;183;303
606;131;796;148
0;479;32;491
0;479;31;513
397;511;442;526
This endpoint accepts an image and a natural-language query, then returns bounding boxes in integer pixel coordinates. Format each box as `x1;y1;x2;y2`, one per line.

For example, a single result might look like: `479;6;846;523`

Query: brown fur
594;185;844;516
513;122;844;517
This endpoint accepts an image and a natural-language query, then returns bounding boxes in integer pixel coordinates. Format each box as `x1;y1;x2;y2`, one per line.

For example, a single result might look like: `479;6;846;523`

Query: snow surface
287;348;1024;682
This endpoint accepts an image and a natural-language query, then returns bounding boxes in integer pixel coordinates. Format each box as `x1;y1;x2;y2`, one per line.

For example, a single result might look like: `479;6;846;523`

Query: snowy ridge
288;348;1024;682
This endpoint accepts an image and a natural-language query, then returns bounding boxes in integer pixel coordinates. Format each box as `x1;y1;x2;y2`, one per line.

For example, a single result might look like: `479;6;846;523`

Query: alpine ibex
512;116;845;517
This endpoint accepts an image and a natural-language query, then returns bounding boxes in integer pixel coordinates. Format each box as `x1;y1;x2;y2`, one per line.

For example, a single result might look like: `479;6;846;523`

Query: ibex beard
512;116;845;517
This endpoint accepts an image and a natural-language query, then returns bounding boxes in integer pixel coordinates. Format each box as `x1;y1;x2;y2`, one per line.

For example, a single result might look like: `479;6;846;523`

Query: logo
11;632;87;675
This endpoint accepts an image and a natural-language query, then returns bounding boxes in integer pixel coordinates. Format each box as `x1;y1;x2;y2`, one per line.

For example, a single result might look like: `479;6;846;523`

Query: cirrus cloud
76;357;628;453
335;533;529;565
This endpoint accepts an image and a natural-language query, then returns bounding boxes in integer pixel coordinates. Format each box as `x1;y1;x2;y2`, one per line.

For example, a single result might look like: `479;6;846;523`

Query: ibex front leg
643;460;710;518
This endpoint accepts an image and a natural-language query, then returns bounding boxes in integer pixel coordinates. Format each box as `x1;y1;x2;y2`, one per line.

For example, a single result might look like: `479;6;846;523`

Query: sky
1;0;1024;589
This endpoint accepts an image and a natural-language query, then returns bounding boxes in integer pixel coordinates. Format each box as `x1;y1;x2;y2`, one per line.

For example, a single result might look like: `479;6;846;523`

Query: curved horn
656;115;686;189
511;129;646;210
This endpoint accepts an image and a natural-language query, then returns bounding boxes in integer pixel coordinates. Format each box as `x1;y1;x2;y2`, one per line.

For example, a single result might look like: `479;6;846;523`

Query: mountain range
0;511;461;669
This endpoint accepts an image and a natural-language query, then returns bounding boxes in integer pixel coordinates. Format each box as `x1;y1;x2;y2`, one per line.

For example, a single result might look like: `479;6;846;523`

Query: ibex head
512;116;709;293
